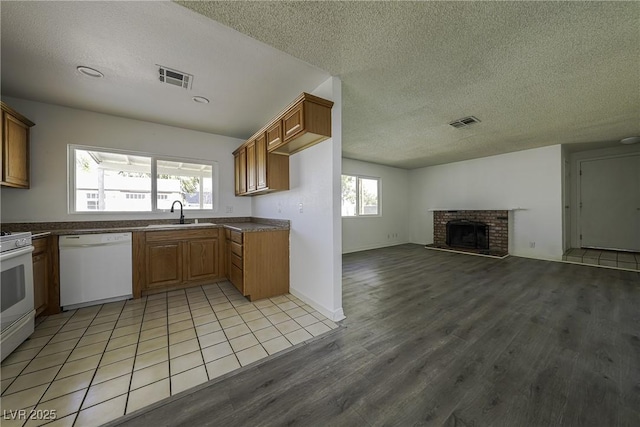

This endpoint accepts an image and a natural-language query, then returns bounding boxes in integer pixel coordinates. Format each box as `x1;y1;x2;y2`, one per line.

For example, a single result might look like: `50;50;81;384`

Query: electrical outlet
529;241;535;248
225;206;233;213
298;202;303;213
277;202;282;214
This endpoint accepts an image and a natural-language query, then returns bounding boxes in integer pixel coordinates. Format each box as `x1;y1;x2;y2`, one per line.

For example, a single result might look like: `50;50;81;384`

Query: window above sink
68;145;219;214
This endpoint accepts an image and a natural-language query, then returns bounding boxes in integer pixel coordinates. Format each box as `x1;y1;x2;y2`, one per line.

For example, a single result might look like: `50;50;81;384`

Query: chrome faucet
170;200;185;224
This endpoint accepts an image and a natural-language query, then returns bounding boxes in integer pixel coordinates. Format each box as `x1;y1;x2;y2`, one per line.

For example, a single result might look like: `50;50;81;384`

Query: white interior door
580;154;640;251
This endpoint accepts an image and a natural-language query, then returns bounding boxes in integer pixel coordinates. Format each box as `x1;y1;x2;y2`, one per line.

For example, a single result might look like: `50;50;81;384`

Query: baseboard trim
289;288;346;322
342;241;409;254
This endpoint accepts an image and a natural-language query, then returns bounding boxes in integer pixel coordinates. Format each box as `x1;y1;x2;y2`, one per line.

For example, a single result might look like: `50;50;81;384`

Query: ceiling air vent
449;116;480;128
158;65;192;89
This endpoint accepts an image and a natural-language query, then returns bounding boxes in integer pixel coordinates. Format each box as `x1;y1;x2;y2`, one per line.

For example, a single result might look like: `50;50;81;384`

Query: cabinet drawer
230;241;243;257
230;230;243;244
230;252;243;270
229;263;244;293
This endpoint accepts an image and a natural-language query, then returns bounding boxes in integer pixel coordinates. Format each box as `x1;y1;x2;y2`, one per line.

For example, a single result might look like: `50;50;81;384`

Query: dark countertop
4;218;289;236
50;223;287;235
222;222;287;232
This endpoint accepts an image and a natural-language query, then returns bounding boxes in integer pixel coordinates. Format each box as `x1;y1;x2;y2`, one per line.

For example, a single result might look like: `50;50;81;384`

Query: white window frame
68;145;219;214
341;174;381;217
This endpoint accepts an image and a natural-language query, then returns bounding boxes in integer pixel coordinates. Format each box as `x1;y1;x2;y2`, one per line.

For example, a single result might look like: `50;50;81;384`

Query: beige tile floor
0;282;338;427
563;248;640;270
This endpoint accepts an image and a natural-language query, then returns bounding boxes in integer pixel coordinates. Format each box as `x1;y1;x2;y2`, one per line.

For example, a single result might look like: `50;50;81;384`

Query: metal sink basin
146;222;215;229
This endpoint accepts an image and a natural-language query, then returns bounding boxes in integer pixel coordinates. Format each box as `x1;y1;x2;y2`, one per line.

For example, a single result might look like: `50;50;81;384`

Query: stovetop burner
0;231;11;236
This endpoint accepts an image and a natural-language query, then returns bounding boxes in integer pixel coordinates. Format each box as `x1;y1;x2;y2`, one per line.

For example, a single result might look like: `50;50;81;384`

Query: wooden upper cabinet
256;134;267;190
283;102;304;142
268;93;333;155
232;93;332;196
238;147;247;194
1;102;34;189
246;140;257;192
234;153;241;196
266;121;283;151
233;132;288;197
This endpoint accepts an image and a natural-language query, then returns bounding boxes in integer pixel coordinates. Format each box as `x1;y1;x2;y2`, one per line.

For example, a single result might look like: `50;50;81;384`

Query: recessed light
620;136;640;145
192;96;210;104
77;66;104;78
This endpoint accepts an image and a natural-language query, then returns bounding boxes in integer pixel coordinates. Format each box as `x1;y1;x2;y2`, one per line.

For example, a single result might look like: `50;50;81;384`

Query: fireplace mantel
428;208;525;211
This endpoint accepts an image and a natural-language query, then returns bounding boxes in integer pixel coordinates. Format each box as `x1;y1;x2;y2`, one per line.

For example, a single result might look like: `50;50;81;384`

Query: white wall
342;158;410;253
408;145;564;260
0;97;251;223
252;77;344;321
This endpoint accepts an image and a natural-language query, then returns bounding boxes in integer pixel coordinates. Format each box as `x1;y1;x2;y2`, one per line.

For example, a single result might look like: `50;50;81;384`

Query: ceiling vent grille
158;65;192;89
449;116;480;128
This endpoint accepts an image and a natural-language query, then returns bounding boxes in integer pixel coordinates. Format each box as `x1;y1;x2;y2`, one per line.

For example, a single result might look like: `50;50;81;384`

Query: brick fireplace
431;210;509;256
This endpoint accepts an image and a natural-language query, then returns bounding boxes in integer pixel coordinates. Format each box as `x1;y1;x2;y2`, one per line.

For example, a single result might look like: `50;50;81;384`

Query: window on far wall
341;174;380;217
69;145;217;213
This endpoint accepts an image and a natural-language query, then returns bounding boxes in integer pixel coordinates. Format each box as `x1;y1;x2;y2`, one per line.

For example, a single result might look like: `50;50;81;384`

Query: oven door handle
0;245;34;262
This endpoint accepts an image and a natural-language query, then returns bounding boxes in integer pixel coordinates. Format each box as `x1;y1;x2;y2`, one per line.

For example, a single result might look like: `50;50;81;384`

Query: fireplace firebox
446;220;489;250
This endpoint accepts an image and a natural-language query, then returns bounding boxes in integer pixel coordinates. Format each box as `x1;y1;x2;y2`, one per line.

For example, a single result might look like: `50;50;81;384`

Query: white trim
289;288;346;322
342;241;409;254
427;208;525;211
341;173;381;217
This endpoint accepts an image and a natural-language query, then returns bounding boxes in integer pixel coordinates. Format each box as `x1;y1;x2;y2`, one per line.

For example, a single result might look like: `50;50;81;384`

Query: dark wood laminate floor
112;244;640;427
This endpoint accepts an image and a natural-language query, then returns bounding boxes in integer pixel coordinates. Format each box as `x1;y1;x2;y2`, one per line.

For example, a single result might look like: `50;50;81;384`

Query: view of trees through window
71;147;214;212
341;174;380;216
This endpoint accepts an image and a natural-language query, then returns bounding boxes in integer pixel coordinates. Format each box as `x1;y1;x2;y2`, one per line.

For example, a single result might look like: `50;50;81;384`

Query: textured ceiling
0;2;329;139
180;1;640;169
2;2;638;169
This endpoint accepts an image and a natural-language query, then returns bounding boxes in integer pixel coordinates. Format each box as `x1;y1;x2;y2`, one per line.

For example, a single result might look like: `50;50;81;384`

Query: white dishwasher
59;233;133;310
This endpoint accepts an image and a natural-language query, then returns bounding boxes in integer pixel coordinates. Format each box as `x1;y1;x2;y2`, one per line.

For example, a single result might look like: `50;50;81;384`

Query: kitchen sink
145;222;216;228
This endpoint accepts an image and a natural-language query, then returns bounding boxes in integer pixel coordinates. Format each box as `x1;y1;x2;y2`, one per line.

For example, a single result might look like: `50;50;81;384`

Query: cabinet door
266;121;283;152
146;242;182;288
185;238;218;281
3;113;29;188
283;102;304;142
246;141;256;192
234;153;241;196
32;252;48;315
256;134;267;190
239;147;247;194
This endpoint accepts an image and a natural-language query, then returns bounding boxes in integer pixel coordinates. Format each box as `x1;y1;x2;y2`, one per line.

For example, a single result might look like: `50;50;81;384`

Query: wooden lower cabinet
134;228;222;296
131;226;289;301
146;242;182;288
32;237;50;316
185;239;219;281
225;229;289;301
